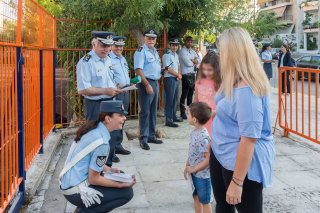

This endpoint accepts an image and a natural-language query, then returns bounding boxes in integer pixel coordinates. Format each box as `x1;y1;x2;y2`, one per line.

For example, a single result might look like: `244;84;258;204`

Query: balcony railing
303;22;320;29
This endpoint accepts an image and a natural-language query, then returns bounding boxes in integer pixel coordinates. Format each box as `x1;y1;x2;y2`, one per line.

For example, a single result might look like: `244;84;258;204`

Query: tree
48;0;223;45
244;12;284;40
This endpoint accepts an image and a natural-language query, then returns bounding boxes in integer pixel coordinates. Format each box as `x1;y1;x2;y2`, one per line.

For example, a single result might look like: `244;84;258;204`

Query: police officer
108;36;131;164
76;31;122;121
60;100;135;213
162;38;183;127
179;36;199;119
134;29;163;150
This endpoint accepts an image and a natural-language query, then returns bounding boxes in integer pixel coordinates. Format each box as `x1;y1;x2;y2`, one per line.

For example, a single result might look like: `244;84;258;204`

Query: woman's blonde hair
218;27;270;98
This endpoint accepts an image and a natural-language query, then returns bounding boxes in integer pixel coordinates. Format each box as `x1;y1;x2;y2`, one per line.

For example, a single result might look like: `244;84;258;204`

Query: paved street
24;87;320;213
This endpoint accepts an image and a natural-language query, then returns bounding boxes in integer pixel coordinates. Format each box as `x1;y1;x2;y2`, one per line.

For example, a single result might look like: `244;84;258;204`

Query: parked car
296;55;320;81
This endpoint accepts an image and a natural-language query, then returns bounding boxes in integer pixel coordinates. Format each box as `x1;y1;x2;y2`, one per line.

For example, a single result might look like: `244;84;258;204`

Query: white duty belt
59;138;105;207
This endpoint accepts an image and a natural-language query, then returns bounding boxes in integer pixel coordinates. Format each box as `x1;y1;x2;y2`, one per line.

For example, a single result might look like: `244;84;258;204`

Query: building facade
298;0;319;53
257;0;319;53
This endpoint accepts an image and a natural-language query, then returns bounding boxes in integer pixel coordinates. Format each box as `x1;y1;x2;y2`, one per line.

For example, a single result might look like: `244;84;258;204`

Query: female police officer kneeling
59;100;135;213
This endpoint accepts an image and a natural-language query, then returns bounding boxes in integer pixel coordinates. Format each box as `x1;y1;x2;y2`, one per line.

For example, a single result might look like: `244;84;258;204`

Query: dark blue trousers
107;92;130;166
164;77;179;123
137;79;158;143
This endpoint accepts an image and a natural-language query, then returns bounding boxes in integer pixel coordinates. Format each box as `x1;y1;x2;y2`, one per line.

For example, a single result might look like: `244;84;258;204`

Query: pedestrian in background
134;29;163;150
76;31;122;121
210;27;275;213
194;44;203;70
193;50;221;137
261;43;274;80
107;36;131;165
179;36;200;120
184;102;213;213
162;37;183;128
278;44;293;94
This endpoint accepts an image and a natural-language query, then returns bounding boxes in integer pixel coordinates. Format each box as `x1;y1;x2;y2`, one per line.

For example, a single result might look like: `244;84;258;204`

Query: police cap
92;31;115;45
113;36;127;46
143;29;158;38
100;100;128;115
169;37;180;44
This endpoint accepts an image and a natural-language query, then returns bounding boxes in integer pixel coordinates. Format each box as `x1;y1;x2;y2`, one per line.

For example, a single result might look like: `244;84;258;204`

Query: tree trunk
130;28;144;46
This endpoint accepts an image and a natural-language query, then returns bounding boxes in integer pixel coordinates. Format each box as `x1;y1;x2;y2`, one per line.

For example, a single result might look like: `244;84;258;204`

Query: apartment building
298;0;319;53
257;0;319;53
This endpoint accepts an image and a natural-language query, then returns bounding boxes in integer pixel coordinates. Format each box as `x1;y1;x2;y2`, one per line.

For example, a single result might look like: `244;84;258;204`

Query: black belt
85;98;113;102
146;78;157;81
182;73;195;77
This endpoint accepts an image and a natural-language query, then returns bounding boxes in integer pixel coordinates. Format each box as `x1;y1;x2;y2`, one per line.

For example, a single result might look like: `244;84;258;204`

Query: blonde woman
210;27;275;213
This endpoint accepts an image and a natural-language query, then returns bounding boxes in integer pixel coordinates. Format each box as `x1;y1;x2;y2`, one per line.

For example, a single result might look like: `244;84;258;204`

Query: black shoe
165;122;179;127
74;207;81;213
140;142;150;150
115;148;131;155
173;117;183;122
148;138;163;144
181;113;187;120
112;155;120;163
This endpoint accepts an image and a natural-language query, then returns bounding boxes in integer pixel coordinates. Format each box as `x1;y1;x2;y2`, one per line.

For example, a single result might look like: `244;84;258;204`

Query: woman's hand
226;180;243;205
120;175;136;188
110;167;120;173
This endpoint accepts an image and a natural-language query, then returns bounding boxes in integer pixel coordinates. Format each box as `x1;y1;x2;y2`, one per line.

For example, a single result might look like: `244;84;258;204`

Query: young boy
184;102;213;213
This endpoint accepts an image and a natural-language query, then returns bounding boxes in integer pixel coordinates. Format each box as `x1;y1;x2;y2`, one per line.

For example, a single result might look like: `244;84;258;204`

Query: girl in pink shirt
194;51;221;137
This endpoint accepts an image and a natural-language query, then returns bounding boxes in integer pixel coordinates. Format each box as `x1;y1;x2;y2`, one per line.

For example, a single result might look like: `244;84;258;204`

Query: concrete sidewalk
24;87;320;213
25;120;320;213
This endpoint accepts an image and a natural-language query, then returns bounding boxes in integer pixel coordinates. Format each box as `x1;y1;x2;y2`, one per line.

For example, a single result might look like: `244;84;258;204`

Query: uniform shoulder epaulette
83;53;91;62
137;46;143;52
164;48;170;54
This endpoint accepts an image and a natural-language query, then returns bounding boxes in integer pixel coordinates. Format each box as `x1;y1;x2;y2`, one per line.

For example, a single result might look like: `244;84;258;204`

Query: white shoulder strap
59;138;104;184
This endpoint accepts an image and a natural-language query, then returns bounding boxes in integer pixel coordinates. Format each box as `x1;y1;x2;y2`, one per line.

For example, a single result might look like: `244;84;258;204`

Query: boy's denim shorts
191;174;213;204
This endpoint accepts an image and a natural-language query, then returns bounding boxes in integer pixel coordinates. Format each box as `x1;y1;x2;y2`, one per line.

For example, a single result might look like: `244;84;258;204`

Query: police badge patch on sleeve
96;156;107;167
83;53;91;62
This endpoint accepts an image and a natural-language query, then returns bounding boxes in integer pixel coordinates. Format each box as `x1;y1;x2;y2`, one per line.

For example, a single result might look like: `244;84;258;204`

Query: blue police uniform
60;122;110;190
162;38;181;125
60;101;133;212
134;29;162;148
76;31;116;121
107;36;131;165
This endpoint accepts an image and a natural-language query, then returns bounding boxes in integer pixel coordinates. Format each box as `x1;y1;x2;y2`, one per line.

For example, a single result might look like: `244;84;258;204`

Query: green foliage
36;0;63;16
273;37;283;48
248;12;284;40
307;35;318;50
302;12;313;27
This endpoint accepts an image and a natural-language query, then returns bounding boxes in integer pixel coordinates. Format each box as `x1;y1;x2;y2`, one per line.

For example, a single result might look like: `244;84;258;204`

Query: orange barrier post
278;66;320;144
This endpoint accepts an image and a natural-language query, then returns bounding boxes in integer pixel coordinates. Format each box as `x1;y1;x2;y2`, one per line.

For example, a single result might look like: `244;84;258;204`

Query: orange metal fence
0;0;56;211
42;50;55;140
22;48;41;170
55;48;165;126
0;45;21;211
278;66;320;144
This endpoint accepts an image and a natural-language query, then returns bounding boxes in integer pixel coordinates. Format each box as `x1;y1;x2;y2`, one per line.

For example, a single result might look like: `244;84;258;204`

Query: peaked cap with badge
113;36;127;46
92;31;115;45
143;29;158;38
